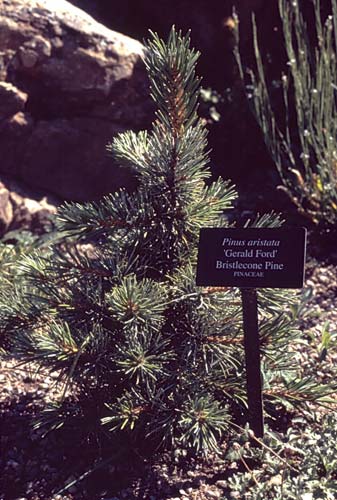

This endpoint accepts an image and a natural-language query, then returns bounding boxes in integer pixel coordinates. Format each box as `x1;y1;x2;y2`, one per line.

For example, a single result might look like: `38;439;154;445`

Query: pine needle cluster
0;28;333;454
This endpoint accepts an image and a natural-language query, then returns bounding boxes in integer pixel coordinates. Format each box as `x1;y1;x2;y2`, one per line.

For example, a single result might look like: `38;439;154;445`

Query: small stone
19;49;39;68
52;23;63;36
215;480;227;489
38;38;52;57
318;274;329;285
51;37;63;49
269;474;282;486
24;35;51;57
205;488;221;499
301;494;313;500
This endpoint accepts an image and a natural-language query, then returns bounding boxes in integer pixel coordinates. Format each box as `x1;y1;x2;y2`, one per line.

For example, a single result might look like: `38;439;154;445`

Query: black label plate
196;228;307;289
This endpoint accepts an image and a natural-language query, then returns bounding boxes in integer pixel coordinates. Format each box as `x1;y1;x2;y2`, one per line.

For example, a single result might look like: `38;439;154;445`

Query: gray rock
0;0;152;201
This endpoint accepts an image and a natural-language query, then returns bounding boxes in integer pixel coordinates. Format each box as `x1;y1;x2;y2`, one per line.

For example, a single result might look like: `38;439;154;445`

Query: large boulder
0;0;152;201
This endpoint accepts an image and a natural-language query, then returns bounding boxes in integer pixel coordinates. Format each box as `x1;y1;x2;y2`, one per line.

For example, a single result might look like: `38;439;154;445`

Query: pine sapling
0;27;334;456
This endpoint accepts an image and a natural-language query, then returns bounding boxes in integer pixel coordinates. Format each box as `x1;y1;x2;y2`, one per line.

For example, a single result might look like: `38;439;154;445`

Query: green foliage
0;27;333;455
225;413;337;499
178;395;230;453
317;321;337;362
0;231;51;354
235;0;337;228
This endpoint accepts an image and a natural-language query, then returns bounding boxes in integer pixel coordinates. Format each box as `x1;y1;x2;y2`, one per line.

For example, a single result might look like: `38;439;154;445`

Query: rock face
0;0;152;201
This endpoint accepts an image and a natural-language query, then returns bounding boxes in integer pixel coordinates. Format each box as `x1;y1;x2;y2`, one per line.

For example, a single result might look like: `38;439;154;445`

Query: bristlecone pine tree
0;28;333;454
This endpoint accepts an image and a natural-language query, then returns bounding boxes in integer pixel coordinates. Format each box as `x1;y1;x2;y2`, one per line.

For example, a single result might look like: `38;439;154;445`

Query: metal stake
240;287;264;438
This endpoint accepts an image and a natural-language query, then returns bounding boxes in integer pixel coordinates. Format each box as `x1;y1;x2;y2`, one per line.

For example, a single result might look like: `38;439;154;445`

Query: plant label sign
196;228;307;289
